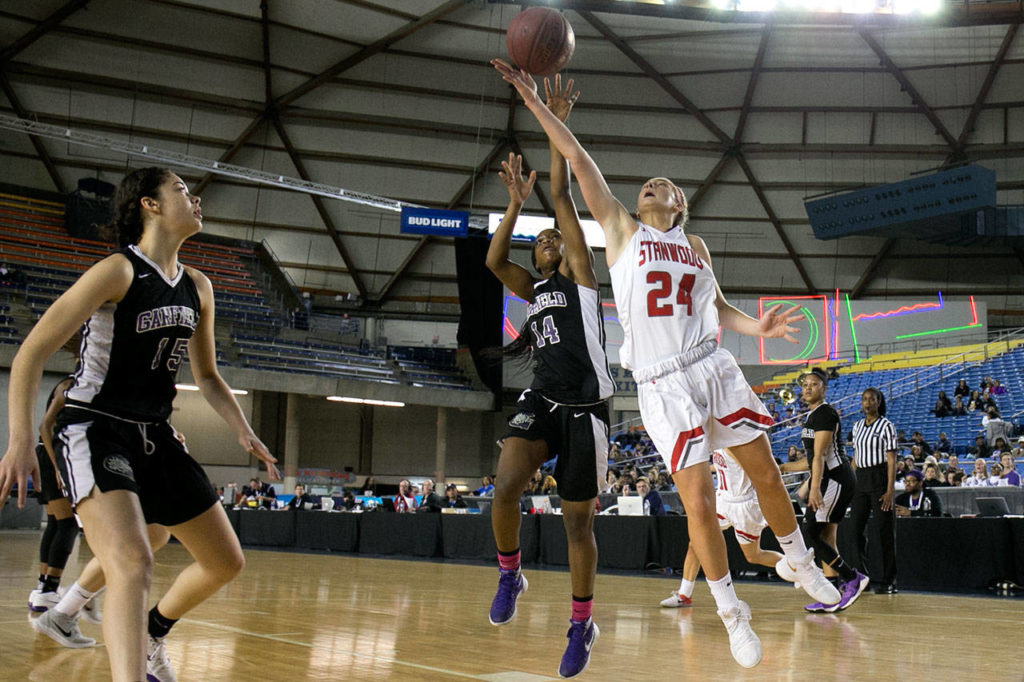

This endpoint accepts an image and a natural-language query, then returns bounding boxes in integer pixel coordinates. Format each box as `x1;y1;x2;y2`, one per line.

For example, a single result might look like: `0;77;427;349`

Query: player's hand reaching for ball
492;59;540;105
498;153;536;205
544;74;580;123
240;432;281;481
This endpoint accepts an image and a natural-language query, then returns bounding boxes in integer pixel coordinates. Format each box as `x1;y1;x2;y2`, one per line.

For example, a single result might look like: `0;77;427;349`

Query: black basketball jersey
801;402;846;471
526;271;614;405
66;245;200;421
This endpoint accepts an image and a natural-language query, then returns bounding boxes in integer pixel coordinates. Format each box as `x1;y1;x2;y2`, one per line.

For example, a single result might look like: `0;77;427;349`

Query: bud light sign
400;207;469;237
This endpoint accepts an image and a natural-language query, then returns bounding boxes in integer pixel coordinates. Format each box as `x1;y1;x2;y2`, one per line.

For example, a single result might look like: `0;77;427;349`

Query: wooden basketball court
2;530;1020;680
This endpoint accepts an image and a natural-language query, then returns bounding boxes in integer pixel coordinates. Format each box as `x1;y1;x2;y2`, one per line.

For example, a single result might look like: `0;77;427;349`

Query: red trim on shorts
716;513;727;520
670;427;705;471
735;529;760;542
716;407;774;428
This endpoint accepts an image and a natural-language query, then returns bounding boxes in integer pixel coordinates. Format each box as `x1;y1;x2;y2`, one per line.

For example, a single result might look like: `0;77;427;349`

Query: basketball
505;8;575;76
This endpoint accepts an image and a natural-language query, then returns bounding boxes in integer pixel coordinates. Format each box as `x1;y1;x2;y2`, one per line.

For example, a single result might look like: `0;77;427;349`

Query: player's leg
489;436;547;625
661;544;700;607
30;498;79;611
847;476;872;575
738;536;783;569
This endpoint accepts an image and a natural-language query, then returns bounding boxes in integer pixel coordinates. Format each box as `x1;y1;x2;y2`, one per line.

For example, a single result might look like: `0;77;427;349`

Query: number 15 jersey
66;244;200;422
608;222;719;372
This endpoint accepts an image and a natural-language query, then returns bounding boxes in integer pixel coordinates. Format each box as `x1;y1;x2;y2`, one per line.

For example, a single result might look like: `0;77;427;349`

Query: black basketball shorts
502;389;610;502
54;407;218;527
34;442;65;505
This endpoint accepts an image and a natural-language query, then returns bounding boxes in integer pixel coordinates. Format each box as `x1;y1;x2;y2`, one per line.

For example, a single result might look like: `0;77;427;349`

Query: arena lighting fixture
488;212;606;247
326;396;405;407
0;115;490;229
175;383;248;395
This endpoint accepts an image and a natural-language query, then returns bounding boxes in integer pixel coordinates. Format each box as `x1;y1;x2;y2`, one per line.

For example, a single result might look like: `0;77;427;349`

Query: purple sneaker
559;617;599;678
804;601;829;613
489;568;528;625
826;570;870;613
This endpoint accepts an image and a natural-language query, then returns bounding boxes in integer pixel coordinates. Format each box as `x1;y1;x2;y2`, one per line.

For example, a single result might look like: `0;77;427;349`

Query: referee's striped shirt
851;416;898;468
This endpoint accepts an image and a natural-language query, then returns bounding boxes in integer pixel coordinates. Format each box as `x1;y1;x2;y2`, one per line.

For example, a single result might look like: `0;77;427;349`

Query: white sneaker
29;589;61;612
718;601;762;668
659;593;693;608
147;635;178;682
774;557;801;587
788;550;841;605
81;591;103;625
30;609;96;649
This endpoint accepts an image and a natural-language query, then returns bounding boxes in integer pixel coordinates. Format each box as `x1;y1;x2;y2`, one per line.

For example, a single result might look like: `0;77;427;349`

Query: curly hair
101;167;172;248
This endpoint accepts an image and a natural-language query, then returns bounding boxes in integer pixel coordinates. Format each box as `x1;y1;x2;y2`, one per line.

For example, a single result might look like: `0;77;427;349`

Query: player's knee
107;540;154;587
561;508;593;542
492;477;523;505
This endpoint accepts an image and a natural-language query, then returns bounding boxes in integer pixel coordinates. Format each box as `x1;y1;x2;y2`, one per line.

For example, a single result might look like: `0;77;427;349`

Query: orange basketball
505;7;575;76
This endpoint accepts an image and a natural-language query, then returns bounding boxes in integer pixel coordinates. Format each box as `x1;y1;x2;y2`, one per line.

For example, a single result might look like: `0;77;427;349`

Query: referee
848;387;898;594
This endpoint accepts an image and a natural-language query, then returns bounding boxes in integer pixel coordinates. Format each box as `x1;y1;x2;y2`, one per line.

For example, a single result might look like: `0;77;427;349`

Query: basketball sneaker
81;592;103;625
28;588;62;612
804;601;829;613
826;570;870;613
786;550;841;606
558;617;599;678
659;592;693;608
718;601;761;668
30;609;95;648
489;568;528;625
147;635;178;682
773;557;801;587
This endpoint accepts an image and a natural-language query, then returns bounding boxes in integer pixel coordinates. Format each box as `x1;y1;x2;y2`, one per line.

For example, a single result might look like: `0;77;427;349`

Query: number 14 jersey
608;222;719;372
67;244;200;422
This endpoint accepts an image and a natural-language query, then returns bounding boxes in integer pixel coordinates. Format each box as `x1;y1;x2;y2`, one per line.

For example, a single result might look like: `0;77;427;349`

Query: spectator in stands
910;432;933;457
988;462;1006;486
894;460;908;482
909;445;925;463
654;472;672;491
635;476;666;516
979;376;992;393
541;475;558;496
985;411;1014;448
341;490;358;511
990;379;1008;396
964;459;991;487
932;391;952;418
360;476;377;495
945;454;962;476
417;480;443;513
922;465;946;488
444;484;468;509
242;477;277;509
969;436;991;460
287;484;314;510
476;475;495;497
393;479;418;513
605;470;619;491
998;453;1020;486
1014;437;1024;458
934;433;952;455
951;396;967;416
953;379;970;399
992;438;1013;458
894;470;942;517
968;390;984;412
981;406;1000;428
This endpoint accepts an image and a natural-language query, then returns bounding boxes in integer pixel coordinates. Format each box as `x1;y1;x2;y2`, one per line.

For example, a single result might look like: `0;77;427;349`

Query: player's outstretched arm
0;255;133;508
687;234;802;341
486;153;537;301
545;75;597;291
186;268;280;481
492;59;634;260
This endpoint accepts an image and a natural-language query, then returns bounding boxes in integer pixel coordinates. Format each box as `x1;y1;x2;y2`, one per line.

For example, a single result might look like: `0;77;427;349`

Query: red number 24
646;271;695;317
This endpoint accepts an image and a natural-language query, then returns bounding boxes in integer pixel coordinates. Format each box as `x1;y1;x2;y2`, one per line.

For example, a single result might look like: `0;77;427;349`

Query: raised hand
758;303;803;343
544;73;580;123
240;432;281;481
498;152;536;204
491;58;540;105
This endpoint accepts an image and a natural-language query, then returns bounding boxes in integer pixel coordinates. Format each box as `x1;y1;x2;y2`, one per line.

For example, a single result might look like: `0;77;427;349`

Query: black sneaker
873;583;897;595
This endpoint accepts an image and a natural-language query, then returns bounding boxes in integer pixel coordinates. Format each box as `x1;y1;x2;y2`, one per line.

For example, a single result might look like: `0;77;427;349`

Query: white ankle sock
55;582;96;617
678;579;695;598
707;574;740;611
777;528;810;562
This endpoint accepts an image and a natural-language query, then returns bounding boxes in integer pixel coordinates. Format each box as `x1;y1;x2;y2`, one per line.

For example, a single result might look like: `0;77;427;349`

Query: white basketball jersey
608;222;719;371
712;449;755;501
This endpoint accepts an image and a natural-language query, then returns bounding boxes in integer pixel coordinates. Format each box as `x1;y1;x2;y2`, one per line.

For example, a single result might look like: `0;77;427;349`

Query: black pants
849;464;896;585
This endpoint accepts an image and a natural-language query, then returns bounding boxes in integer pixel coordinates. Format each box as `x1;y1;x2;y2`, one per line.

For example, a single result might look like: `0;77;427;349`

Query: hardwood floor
2;530;1020;681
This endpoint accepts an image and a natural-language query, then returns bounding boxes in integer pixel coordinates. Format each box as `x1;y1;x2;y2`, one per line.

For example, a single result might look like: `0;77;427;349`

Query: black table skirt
224;510;1022;592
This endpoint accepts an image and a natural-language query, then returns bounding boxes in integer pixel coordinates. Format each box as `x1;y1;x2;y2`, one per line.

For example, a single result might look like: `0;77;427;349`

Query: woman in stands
0;167;278;682
492;60;839;669
484;76;612;679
